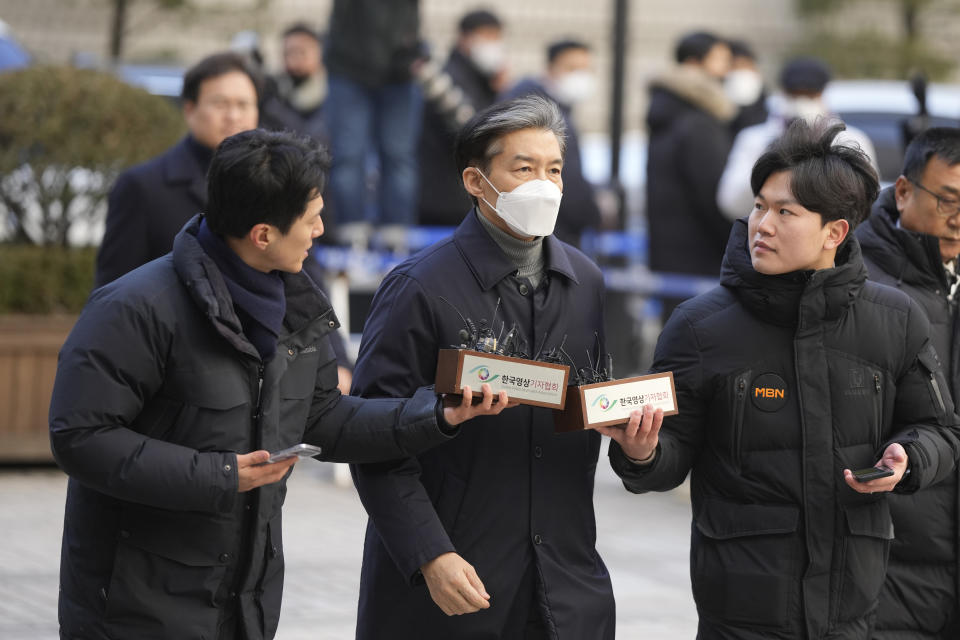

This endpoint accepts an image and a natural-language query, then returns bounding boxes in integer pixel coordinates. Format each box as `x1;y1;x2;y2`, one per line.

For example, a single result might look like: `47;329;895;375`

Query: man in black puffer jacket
604;120;960;639
50;129;509;640
857;127;960;639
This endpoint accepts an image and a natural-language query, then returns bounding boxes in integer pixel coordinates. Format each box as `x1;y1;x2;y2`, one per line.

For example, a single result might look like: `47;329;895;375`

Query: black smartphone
852;465;894;482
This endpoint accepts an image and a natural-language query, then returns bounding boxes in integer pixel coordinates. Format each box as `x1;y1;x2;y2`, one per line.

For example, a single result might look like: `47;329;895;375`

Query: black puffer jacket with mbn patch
610;219;960;639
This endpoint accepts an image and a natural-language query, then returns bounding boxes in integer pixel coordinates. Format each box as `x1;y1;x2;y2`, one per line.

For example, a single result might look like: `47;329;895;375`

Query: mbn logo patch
750;373;788;412
755;387;784;399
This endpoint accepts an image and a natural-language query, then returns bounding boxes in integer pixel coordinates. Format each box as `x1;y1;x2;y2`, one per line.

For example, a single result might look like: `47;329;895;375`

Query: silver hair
455;94;568;174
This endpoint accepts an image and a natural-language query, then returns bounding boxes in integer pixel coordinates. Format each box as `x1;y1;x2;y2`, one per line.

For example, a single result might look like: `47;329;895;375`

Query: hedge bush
0;65;185;246
0;245;96;314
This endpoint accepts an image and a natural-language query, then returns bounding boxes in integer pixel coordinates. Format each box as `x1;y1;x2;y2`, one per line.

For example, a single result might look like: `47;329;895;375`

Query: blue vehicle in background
0;19;30;71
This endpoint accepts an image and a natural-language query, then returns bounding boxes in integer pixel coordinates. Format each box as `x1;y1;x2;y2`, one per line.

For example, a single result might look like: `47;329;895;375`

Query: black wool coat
96;136;207;288
417;48;498;227
611;220;960;639
857;187;960;639
645;69;734;276
52;216;454;640
350;211;614;639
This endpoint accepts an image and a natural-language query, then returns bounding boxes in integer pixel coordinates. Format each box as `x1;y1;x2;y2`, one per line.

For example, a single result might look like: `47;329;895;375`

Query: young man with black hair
857;126;960;639
351;95;614;639
51;129;508;640
606;120;960;639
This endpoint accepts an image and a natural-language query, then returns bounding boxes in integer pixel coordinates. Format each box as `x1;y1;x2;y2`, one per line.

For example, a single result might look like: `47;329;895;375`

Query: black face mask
287;71;310;87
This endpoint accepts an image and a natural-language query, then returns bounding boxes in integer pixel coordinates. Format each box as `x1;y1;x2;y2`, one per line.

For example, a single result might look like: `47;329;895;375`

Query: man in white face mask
500;40;601;246
725;39;768;135
351;95;617;640
718;56;879;220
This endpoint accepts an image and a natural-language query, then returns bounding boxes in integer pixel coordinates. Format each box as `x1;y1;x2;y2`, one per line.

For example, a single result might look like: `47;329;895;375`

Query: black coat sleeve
95;170;152;288
677;113;733;242
349;272;458;581
49;296;239;513
301;344;454;463
609;307;706;492
885;304;960;493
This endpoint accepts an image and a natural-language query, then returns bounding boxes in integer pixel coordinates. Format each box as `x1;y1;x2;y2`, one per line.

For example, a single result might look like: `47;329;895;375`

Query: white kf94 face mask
475;169;563;237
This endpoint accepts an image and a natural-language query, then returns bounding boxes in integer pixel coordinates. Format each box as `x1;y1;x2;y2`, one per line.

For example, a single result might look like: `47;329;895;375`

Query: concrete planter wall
0;315;76;462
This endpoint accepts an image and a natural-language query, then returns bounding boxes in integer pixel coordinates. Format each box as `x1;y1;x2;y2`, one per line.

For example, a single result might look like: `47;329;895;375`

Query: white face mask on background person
552;70;595;105
724;69;764;106
781;95;827;124
475;169;563;237
469;40;505;75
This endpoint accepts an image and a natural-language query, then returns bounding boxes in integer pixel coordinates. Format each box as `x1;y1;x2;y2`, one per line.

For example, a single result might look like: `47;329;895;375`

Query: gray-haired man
350;95;616;639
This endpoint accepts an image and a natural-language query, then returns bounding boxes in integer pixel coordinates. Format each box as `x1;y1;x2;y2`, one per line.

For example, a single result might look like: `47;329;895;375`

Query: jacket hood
858;186;946;290
720;218;866;327
172;215;335;359
647;66;736;131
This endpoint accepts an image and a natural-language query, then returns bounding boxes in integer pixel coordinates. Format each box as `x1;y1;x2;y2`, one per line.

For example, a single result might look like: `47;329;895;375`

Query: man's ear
893;175;911;213
824;218;850;251
462;166;485;199
182;99;197;121
247;224;272;250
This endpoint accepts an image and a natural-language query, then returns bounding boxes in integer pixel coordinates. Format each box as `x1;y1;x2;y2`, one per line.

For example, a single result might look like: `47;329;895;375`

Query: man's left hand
842;442;909;494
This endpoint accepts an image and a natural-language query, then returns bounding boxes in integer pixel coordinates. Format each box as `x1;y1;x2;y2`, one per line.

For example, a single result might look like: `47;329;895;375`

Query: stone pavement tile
0;469;67;640
0;441;700;640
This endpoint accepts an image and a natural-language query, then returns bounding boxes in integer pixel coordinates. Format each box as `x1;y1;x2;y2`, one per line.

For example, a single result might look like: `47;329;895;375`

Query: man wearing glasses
857;126;960;639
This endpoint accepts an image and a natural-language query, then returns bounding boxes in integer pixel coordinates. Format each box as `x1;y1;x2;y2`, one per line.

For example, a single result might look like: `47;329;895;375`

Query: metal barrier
313;227;717;300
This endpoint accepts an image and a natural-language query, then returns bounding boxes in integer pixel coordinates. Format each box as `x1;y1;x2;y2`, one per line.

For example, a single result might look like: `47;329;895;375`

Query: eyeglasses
909;178;960;218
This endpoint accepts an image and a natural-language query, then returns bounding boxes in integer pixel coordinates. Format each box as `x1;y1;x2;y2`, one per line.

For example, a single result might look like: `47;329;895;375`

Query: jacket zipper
254;364;265;422
873;373;882;450
929;369;947;416
733;375;747;471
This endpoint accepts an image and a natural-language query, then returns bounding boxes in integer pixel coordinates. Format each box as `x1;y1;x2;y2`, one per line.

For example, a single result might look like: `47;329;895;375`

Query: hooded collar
453;207;579;291
720;218;866;329
172;214;335;359
858;186;947;289
649;65;737;122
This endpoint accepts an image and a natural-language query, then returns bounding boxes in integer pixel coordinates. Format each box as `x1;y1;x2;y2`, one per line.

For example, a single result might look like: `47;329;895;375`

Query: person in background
53;128;510;640
725;39;767;135
323;0;422;250
607;120;960;639
97;50;353;390
502;39;601;245
718;56;877;221
259;22;328;144
857;127;960;639
416;9;506;227
645;30;734;319
96;52;259;288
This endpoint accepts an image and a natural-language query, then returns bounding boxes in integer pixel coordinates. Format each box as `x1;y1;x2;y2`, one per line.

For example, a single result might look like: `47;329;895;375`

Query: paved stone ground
0;443;697;639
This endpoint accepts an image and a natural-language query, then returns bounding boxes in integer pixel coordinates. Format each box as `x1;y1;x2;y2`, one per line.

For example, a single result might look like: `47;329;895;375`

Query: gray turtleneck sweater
476;209;546;288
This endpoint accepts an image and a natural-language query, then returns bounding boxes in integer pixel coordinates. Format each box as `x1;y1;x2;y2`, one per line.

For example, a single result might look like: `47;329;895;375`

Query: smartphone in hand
266;443;323;464
852;465;894;482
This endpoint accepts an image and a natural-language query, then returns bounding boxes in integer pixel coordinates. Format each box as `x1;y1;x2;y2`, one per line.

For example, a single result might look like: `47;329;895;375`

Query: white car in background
824;79;960;183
